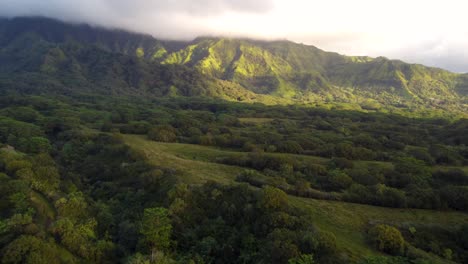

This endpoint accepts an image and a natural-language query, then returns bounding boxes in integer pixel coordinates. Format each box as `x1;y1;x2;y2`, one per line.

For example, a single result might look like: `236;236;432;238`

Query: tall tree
140;207;172;262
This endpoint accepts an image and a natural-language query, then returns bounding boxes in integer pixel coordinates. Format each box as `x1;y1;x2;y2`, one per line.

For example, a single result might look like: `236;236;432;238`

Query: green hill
1;16;468;264
0;17;467;115
160;38;467;112
120;134;468;262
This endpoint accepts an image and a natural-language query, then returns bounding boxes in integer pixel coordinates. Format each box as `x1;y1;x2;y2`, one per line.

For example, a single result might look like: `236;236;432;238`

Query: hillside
0;17;468;264
0;17;467;115
122;134;468;261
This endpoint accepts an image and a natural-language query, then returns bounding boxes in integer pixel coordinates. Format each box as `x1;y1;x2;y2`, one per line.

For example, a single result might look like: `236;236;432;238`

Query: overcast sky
1;0;468;72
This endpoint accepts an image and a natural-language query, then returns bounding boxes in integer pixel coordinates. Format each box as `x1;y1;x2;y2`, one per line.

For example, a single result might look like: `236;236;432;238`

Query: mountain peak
0;16;466;114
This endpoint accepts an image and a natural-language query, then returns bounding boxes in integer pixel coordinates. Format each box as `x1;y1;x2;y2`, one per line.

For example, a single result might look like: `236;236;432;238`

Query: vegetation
368;224;405;255
1;17;467;116
0;16;467;263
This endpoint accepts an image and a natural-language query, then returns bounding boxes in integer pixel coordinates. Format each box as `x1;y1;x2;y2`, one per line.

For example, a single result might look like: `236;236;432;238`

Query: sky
1;0;468;72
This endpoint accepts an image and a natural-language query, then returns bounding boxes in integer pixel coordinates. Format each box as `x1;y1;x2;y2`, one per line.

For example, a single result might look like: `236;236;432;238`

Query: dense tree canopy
0;17;466;264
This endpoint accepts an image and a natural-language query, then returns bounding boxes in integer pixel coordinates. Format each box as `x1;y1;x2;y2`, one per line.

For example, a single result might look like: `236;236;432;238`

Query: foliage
2;236;62;264
368;224;405;255
288;254;316;264
147;125;177;143
140;207;172;253
0;16;466;264
1;17;467;116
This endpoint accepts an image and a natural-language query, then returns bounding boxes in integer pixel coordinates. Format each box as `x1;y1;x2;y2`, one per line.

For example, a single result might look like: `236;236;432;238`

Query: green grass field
292;196;468;261
435;165;468;174
122;134;468;261
122;134;389;169
238;117;275;124
122;134;245;184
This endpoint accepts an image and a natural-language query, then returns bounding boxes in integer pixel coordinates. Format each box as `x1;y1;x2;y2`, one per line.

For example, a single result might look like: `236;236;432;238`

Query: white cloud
1;0;468;72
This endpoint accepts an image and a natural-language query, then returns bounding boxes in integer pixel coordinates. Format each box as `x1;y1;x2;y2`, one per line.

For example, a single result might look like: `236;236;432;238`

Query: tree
294;179;311;196
440;186;468;211
334;143;354;159
316;231;337;256
359;256;410;264
368;224;405;255
6;159;32;175
26;137;52;154
347;167;384;186
140;207;172;261
1;106;41;123
127;252;175;264
327;170;353;191
433;169;468;185
259;186;288;211
288;254;315;264
277;140;304;154
394;157;432;187
55;192;88;221
380;186;407;208
266;228;300;263
2;235;61;264
31;166;60;194
50;218;96;258
328;157;354;169
407;147;434;165
147;125;177;143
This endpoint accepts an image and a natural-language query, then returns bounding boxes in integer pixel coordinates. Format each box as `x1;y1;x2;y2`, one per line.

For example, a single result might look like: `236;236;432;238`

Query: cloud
1;0;468;72
386;38;468;73
0;0;275;39
0;0;274;18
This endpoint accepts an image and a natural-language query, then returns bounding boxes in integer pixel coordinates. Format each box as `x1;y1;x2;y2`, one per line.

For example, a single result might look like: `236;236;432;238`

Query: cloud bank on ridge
1;0;468;72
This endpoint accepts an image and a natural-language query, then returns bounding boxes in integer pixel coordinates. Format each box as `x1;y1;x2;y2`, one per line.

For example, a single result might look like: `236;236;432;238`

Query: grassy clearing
122;134;393;171
434;165;468;174
122;134;245;184
238;117;274;124
122;134;468;260
291;196;468;260
122;134;329;165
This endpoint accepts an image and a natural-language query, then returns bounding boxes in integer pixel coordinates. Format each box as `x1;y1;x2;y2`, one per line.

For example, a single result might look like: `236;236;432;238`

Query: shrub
327;170;353;191
147;125;177;142
328;157;354;169
368;224;405;255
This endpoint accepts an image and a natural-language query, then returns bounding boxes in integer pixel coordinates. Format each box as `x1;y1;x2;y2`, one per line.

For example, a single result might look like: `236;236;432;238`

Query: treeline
0;127;169;262
0;93;341;263
0;95;466;212
108;99;467;166
0;132;344;263
0;92;467;263
232;155;468;210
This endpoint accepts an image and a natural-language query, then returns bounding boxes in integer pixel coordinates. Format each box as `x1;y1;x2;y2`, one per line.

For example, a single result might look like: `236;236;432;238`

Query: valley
0;17;467;264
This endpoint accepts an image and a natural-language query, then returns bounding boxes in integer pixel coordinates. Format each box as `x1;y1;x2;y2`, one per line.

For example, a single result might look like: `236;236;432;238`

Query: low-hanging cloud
0;0;275;39
1;0;468;72
94;0;275;17
0;0;274;22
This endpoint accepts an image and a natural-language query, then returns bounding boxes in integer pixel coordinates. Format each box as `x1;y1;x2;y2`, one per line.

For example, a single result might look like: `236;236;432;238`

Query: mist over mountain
3;0;468;73
1;16;468;264
1;17;466;115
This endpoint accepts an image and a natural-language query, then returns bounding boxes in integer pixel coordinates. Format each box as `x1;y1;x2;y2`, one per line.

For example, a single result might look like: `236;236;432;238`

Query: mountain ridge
1;16;467;115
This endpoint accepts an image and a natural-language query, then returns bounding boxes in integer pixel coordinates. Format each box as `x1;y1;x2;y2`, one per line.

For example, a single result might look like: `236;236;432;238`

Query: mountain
1;17;468;264
0;17;467;114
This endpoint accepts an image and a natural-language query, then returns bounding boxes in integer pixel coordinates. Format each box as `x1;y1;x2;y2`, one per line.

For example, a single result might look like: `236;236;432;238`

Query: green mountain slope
2;17;468;264
160;38;467;112
0;18;213;97
0;17;467;115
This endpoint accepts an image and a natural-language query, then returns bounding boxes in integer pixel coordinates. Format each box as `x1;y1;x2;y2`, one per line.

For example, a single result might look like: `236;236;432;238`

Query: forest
0;93;467;263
